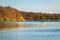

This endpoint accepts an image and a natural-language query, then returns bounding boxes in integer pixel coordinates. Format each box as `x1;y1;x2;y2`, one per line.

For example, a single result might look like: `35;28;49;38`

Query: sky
0;0;60;13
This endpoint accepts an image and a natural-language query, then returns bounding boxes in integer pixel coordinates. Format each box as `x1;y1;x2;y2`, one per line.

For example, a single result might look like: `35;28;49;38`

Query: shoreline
0;20;60;22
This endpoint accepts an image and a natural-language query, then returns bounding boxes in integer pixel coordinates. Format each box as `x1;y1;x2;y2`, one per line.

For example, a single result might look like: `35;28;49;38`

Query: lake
0;22;60;40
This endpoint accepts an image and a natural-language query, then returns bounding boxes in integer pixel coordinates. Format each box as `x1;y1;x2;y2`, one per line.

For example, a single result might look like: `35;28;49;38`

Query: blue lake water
0;22;60;40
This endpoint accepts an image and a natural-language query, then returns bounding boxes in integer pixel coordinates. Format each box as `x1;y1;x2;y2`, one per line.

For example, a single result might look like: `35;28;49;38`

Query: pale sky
0;0;60;13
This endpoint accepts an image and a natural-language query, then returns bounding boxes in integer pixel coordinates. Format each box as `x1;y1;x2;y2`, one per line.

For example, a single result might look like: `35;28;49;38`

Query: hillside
0;6;60;21
21;11;60;21
0;6;25;21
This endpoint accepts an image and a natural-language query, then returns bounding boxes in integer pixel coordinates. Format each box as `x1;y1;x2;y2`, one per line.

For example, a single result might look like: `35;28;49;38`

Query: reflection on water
18;22;60;28
0;22;60;40
0;22;60;28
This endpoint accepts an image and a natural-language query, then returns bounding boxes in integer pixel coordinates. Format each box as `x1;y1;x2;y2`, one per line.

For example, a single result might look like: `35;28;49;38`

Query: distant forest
0;6;60;21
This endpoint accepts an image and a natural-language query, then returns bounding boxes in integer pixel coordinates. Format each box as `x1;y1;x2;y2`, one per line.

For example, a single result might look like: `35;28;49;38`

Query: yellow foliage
18;16;25;21
0;18;3;21
12;19;16;21
4;17;10;21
